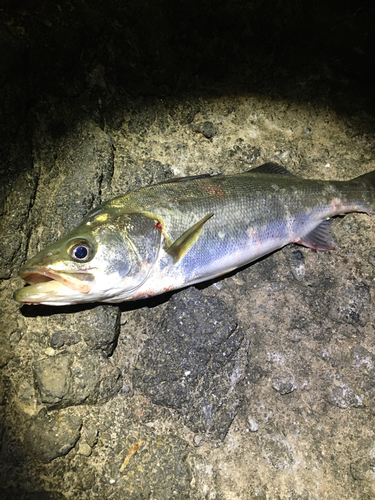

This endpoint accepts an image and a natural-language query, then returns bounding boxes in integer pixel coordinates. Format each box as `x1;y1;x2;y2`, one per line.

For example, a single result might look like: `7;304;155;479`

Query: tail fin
351;169;375;215
353;169;375;186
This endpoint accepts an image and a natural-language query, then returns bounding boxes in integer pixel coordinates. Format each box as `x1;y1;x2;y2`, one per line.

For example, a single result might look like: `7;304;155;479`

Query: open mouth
14;267;96;305
20;267;95;294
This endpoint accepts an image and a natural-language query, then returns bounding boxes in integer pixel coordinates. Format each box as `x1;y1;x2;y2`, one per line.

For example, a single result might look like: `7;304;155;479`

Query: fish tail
353;169;375;186
349;169;375;215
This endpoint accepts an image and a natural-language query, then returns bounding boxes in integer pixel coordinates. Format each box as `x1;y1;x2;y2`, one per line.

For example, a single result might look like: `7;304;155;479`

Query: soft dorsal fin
250;163;295;175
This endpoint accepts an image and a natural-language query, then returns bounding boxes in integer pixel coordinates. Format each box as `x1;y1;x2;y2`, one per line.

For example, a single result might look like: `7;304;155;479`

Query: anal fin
295;218;338;251
167;213;214;263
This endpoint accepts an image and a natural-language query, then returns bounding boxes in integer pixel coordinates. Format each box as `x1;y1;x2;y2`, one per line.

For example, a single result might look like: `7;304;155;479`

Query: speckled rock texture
1;1;375;499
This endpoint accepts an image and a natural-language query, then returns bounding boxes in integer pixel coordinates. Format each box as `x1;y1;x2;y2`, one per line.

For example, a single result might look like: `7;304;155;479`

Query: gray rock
0;134;38;279
261;434;294;470
272;375;297;395
99;422;193;499
350;458;375;481
50;124;114;234
191;120;218;139
50;330;81;349
33;352;122;409
329;281;371;326
24;409;82;463
33;353;73;407
133;287;244;439
329;382;363;409
352;346;375;399
79;305;121;357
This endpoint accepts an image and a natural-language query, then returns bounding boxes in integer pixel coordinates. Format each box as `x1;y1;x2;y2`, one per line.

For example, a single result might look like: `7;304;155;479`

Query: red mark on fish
198;183;225;196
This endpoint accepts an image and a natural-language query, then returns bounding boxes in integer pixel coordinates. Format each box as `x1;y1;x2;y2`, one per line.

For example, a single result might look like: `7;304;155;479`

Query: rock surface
133;287;245;439
1;1;375;499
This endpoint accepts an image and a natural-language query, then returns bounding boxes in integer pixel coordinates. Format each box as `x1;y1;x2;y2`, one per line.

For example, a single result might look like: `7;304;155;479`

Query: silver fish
14;163;375;305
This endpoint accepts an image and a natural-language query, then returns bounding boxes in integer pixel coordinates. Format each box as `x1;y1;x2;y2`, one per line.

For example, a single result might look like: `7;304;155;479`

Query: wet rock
251;486;268;500
0;139;38;278
51;124;114;234
261;434;294;470
191;120;218;139
272;375;297;395
15;380;38;416
245;362;266;385
134;287;245;439
33;353;73;408
283;245;307;283
33;352;122;409
0;419;26;468
352;346;375;399
328;281;371;326
350;457;375;481
79;305;121;357
24;409;82;463
50;330;81;349
81;425;99;448
128;103;156;135
116;159;173;193
329;381;363;409
99;422;193;499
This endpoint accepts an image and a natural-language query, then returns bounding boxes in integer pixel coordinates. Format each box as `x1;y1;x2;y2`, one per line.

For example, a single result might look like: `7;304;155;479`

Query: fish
14;162;375;306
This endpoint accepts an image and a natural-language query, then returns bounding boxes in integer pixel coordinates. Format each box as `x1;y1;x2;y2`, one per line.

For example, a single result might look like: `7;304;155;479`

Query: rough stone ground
1;1;375;499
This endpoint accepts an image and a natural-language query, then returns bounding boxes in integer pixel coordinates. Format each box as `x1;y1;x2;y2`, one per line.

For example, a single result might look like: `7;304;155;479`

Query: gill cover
116;212;162;294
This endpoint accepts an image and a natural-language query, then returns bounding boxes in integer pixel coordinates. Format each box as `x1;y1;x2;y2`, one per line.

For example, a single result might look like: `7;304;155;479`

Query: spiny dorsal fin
167;213;214;263
250;163;295;176
298;219;338;251
160;173;221;184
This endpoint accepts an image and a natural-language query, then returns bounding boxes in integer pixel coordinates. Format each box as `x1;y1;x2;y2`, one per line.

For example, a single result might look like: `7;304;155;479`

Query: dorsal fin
160;173;221;184
250;163;295;175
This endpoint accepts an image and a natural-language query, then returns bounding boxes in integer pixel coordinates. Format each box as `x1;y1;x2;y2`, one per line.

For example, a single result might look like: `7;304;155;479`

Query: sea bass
14;163;375;306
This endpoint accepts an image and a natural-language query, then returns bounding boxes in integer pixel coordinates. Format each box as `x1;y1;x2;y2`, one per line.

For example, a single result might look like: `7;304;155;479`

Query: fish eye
68;241;94;262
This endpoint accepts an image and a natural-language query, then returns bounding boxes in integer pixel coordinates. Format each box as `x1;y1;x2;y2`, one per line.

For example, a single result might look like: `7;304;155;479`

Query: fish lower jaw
19;267;95;294
14;281;84;305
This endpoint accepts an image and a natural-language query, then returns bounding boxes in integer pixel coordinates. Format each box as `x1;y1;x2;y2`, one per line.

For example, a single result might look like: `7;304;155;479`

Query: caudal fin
350;169;375;215
354;169;375;186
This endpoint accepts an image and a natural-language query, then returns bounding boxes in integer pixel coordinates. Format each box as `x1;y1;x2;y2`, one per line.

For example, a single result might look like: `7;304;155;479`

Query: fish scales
14;163;375;305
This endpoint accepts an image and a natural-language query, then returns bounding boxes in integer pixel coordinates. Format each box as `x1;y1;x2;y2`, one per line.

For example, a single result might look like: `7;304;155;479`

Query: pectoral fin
167;213;214;263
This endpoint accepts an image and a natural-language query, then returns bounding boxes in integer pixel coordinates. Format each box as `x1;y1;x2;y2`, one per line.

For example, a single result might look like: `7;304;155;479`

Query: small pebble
78;442;92;457
247;418;258;432
193;435;203;447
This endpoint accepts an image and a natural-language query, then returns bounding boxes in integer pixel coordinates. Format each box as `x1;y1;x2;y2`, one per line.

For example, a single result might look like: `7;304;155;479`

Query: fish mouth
14;267;96;305
20;267;95;293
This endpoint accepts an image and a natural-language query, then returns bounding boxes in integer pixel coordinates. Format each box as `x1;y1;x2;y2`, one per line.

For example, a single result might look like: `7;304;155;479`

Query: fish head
14;210;162;305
